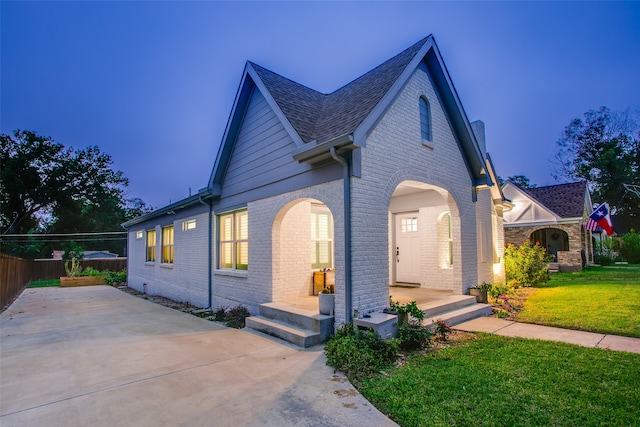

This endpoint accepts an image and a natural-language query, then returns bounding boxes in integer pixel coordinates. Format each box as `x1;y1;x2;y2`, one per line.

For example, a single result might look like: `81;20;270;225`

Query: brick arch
271;197;337;301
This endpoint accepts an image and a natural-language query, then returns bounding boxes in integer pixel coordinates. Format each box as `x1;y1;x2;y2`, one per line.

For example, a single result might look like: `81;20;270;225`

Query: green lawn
516;265;640;338
27;279;60;288
360;335;640;427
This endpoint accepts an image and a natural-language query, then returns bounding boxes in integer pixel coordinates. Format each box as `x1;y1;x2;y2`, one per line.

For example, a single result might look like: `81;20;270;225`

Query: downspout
199;196;213;309
329;147;352;322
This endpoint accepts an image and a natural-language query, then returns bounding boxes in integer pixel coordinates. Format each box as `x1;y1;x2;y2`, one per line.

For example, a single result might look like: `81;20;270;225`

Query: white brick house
123;35;509;330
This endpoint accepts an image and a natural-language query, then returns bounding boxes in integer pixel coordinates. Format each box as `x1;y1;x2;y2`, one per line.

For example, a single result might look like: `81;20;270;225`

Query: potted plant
469;282;491;303
386;297;424;324
318;285;335;315
313;268;335;295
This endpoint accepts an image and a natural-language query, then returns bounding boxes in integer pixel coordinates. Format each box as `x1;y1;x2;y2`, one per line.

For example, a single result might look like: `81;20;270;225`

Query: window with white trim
146;229;156;262
182;219;196;231
162;225;174;264
219;210;248;270
311;206;333;269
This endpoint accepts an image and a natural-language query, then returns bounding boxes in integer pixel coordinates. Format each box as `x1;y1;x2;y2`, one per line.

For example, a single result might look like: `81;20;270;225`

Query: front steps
419;295;492;326
245;302;334;348
246;294;491;347
549;263;561;273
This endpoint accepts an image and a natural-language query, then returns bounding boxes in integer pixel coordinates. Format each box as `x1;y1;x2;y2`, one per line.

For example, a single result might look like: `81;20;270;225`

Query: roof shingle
521;181;588;218
250;36;431;144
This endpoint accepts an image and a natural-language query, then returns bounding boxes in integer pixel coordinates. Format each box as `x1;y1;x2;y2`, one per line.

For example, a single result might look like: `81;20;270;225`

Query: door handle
396;247;399;262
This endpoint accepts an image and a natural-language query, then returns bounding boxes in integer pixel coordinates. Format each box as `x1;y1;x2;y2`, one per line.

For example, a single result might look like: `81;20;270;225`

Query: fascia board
122;190;212;229
504;217;583;228
292;133;356;163
246;64;305;148
425;40;488;181
208;65;255;191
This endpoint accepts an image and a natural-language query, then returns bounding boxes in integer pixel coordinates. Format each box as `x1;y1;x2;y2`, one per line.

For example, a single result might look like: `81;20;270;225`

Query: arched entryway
272;198;335;303
530;228;569;261
388;180;462;295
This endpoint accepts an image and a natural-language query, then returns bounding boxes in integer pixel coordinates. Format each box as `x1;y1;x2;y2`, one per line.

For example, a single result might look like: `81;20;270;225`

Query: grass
359;334;640;427
27;279;60;288
515;265;640;338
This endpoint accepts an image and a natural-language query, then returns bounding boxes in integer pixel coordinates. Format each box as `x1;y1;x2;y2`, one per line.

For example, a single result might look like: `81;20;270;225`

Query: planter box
60;276;106;288
313;271;335;295
469;288;488;304
318;293;335;315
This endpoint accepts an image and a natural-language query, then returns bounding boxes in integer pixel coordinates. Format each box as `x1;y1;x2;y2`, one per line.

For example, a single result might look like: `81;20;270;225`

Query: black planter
469;288;488;304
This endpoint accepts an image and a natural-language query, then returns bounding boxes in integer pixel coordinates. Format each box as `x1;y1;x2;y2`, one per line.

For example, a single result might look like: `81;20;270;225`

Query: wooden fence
0;253;127;309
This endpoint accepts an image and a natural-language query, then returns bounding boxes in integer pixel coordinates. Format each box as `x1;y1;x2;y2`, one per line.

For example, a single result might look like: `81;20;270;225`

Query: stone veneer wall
505;223;585;271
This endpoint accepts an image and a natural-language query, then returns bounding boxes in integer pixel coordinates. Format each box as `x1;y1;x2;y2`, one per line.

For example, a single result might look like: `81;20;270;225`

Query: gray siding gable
219;87;320;200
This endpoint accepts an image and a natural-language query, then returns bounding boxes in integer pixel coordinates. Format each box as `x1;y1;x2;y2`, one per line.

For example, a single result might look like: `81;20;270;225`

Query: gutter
329;147;352;323
199;195;213;309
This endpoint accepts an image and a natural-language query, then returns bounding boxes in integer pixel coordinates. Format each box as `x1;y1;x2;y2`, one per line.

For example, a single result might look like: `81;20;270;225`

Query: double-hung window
219;210;248;270
311;207;333;269
146;229;156;262
162;225;174;264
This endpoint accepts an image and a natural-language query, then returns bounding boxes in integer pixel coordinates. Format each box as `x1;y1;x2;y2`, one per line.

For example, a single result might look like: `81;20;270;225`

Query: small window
136;231;143;239
401;217;418;233
182;219;196;231
146;229;156;262
219;210;248;270
419;96;432;142
311;206;333;269
162;226;174;264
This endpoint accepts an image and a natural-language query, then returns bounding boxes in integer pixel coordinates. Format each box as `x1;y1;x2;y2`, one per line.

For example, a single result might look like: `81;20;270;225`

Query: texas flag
585;203;615;236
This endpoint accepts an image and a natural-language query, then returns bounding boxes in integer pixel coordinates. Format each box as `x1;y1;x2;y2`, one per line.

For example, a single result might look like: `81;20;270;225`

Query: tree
553;107;640;231
1;130;152;257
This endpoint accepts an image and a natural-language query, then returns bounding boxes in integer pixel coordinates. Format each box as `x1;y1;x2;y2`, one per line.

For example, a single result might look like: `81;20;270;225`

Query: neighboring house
51;250;119;260
123;35;509;331
502;181;594;271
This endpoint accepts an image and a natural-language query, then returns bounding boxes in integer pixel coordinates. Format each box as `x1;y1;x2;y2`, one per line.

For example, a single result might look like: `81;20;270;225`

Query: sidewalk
455;317;640;354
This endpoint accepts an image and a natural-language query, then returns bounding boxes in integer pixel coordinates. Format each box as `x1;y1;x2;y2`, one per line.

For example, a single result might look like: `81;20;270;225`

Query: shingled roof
521;181;588;218
250;36;430;144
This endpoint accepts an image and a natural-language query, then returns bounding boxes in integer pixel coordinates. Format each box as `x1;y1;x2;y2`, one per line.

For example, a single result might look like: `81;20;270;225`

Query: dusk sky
2;1;639;210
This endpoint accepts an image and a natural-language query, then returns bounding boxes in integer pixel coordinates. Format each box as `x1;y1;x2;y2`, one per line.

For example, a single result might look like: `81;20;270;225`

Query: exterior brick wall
127;211;210;307
351;67;488;315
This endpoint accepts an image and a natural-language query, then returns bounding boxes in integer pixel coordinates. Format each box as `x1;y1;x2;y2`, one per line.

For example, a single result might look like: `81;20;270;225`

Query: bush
397;321;432;350
213;306;228;321
504;240;553;287
620;230;640;264
325;323;399;381
594;238;620;265
224;305;250;328
104;269;127;285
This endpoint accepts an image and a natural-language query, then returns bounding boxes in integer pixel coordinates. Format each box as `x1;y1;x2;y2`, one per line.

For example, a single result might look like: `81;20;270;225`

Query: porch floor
280;287;454;312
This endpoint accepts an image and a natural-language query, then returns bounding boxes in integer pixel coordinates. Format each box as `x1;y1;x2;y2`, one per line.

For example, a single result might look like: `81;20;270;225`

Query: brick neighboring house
502;181;594;271
123;35;510;334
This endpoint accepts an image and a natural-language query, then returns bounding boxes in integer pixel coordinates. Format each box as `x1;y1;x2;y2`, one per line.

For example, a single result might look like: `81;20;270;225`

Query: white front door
395;213;421;284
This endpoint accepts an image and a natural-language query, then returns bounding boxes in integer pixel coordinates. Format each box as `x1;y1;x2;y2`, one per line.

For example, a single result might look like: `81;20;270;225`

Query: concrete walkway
455;317;640;354
0;286;397;427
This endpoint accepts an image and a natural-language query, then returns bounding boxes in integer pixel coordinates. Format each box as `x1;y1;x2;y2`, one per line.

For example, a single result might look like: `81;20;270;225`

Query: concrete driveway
0;286;396;427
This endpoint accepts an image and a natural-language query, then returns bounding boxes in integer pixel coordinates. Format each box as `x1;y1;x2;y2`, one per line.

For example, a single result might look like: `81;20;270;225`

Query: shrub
325;323;399;381
224;305;250;328
213;306;228;322
504;240;553;287
620;230;640;264
432;319;453;342
594;238;620;265
397;321;432;350
104;269;127;285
